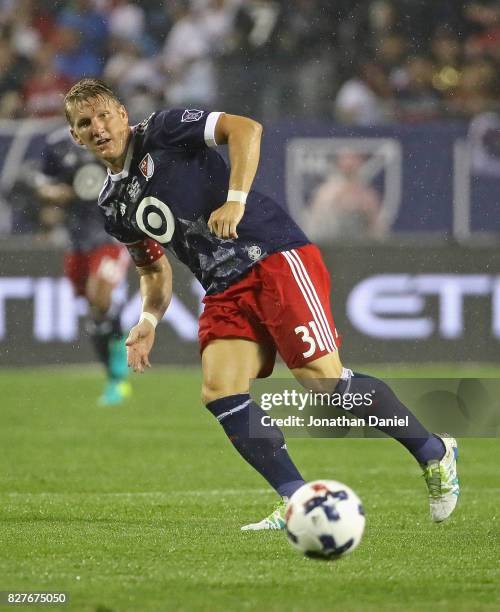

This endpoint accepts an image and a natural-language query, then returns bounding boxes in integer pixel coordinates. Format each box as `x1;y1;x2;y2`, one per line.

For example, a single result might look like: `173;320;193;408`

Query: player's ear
69;128;84;146
118;104;128;123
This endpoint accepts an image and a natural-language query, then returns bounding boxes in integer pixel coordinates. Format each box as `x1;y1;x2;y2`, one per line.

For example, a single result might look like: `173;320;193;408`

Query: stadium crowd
0;0;499;124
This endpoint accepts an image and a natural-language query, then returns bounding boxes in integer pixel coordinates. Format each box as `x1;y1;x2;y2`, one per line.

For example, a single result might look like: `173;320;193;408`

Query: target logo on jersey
135;196;175;244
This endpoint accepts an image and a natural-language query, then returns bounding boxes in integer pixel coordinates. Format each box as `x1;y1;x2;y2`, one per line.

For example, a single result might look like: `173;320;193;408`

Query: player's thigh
201;339;271;404
86;244;129;314
86;274;114;314
64;252;89;297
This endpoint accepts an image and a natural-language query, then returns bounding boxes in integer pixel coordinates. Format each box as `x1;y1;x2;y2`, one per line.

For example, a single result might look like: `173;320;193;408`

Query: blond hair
64;78;122;125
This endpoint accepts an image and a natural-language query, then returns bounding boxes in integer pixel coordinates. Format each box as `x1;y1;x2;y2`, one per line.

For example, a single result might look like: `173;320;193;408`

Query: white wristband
139;312;158;329
227;190;248;205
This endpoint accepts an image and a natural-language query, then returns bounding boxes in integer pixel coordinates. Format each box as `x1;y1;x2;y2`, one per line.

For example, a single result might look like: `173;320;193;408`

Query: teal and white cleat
421;434;459;522
241;499;287;531
98;380;132;407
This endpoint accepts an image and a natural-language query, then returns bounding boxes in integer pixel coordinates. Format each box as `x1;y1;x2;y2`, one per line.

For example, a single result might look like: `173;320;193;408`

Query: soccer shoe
421;434;459;522
98;380;132;407
241;499;287;531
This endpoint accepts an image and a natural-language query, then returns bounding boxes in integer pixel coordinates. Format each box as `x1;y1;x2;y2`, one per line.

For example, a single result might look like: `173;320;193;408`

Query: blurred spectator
107;0;145;44
103;37;162;121
160;0;217;107
430;29;462;92
261;0;337;120
216;0;281;116
451;58;499;117
56;0;109;77
394;55;442;122
303;151;386;243
52;25;98;81
23;44;71;118
335;59;392;126
0;1;498;123
0;38;31;118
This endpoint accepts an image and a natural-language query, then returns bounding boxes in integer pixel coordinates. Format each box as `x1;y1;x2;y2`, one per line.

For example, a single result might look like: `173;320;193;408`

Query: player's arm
125;242;172;373
207;113;263;239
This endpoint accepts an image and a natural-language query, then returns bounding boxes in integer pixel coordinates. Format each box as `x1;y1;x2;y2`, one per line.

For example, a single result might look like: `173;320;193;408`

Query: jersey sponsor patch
135;196;175;244
181;109;204;123
139;153;154;180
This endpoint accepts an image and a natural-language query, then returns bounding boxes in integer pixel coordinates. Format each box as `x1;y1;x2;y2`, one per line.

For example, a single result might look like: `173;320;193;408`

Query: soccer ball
285;480;365;559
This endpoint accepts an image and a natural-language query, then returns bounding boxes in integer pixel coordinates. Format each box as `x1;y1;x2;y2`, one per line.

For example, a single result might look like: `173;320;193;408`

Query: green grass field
1;365;499;611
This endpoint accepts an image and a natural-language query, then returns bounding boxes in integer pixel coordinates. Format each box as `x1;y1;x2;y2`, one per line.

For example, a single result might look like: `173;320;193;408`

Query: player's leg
86;244;130;406
292;356;459;522
202;338;305;528
262;245;458;521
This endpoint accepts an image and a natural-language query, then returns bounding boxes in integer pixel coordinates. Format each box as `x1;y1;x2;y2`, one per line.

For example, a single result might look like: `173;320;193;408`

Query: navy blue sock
206;394;305;498
87;313;123;376
337;371;445;463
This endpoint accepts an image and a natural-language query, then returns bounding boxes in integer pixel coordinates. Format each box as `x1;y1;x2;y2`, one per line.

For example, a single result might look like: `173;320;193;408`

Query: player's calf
205;393;305;500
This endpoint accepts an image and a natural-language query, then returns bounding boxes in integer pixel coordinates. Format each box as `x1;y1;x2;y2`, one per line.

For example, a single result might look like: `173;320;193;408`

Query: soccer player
37;127;131;406
63;78;459;529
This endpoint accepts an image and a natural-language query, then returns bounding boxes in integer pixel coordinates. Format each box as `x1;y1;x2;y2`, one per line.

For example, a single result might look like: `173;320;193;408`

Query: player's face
69;97;130;171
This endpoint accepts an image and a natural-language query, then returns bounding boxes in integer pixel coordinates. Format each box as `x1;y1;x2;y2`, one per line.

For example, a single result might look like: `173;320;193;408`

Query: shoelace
424;463;442;498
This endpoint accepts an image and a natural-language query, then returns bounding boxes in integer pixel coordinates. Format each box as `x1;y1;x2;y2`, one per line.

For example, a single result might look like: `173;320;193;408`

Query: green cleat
98;380;132;407
241;498;287;531
421;434;460;522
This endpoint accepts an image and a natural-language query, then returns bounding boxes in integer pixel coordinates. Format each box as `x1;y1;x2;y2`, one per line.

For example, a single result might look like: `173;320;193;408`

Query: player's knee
293;352;344;393
201;379;241;405
201;364;252;405
87;291;111;316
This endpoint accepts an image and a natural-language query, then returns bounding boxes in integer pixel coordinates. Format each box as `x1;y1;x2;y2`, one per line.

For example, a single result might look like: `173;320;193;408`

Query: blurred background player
36;126;131;406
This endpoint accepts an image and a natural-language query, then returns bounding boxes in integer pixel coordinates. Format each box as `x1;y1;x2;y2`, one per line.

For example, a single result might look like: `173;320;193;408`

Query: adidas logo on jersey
127;176;141;203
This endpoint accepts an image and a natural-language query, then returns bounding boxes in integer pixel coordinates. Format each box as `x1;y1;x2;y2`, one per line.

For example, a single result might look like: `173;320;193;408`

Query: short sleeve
147;109;223;150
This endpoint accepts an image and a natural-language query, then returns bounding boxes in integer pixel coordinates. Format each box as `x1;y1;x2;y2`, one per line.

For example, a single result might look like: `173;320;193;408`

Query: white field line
1;489;271;498
3;487;500;498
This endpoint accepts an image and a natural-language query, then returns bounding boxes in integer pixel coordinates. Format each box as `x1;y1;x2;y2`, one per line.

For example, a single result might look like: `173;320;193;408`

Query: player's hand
207;201;245;239
125;320;156;373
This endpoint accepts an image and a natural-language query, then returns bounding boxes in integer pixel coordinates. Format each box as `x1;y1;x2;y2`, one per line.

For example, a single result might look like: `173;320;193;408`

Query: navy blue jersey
98;109;309;294
40;128;112;251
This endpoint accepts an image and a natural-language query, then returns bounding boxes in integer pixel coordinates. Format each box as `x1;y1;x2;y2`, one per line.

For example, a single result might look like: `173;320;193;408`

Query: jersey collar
107;131;135;182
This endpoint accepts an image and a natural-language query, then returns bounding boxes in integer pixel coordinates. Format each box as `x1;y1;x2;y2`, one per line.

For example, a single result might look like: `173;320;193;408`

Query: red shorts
199;244;341;377
64;243;129;296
